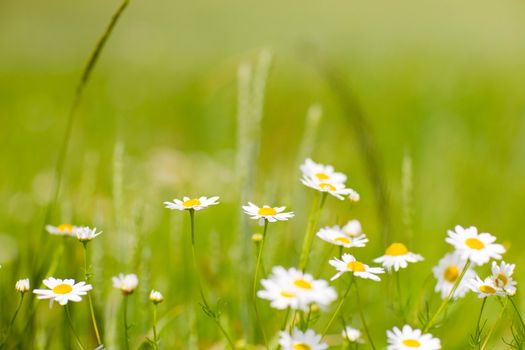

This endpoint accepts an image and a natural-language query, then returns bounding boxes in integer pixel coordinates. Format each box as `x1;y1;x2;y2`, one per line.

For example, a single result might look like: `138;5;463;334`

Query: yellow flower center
334;237;351;244
52;283;73;294
479;285;496;294
315;172;329;180
496;273;508;287
443;265;459;283
58;224;73;233
346;261;366;272
182;199;201;207
280;291;295;298
319;183;336;191
258;207;277;216
385;243;408;256
293;279;312;290
465;238;484;250
402;339;421;347
293;344;311;350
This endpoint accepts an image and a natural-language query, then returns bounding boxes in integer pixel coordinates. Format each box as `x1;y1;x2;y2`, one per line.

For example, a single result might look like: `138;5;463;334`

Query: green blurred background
1;0;525;348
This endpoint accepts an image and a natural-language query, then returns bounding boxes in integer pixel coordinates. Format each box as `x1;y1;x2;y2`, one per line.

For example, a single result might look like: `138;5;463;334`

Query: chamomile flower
316;226;368;249
342;326;364;343
257;266;337;311
342;219;363;237
386;325;441;350
112;273;139;295
329;254;384;281
301;177;356;200
432;252;475;299
468;276;505;298
491;261;517;295
242;202;294;226
15;278;30;293
76;226;102;242
33;277;92;306
445;225;505;266
163;196;219;211
149;290;164;304
300;158;347;185
279;328;328;350
374;243;423;272
45;224;78;236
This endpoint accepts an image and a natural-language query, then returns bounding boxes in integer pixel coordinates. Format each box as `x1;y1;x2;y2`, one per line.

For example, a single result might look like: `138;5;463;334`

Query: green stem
152;304;159;349
252;219;269;348
354;280;376;350
0;294;25;349
473;298;487;348
65;305;86;350
123;295;130;350
423;260;471;332
509;295;525;331
322;277;354;337
299;192;327;271
83;243;102;345
481;298;508;350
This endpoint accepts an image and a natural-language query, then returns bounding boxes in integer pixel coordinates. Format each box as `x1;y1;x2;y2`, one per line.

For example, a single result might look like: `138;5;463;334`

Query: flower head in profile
112;273;139;295
301;177;356;200
329;254;384;281
342;326;364;343
374;243;423;272
491;260;517;295
76;226;102;243
33;277;92;306
46;224;78;236
316;226;368;249
279;327;328;350
149;289;164;304
468;276;506;298
347;189;360;203
300;158;347;185
257;266;337;311
242;202;294;226
164;196;219;211
386;325;441;350
342;219;363;237
445;225;505;266
15;278;30;293
432;252;475;299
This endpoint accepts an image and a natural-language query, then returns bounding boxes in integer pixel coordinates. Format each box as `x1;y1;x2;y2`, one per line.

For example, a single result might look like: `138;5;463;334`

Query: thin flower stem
0;294;25;349
322;276;354;337
509;295;525;331
123;295;130;350
481;298;508;350
83;243;102;345
354;279;376;350
252;219;269;349
299;192;327;271
188;210;235;349
423;260;471;332
281;308;291;331
152;304;159;349
473;298;487;348
65;305;86;350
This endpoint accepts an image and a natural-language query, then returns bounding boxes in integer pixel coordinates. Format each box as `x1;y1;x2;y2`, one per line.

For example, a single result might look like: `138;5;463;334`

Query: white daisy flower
491;260;517;295
33;277;92;306
164;196;219;211
242;202;294;226
468;276;506;298
329;254;384;281
45;224;78;236
279;327;328;350
15;278;30;293
445;225;505;266
387;325;441;350
316;226;368;249
432;252;475;299
342;219;363;237
342;326;364;343
374;243;424;272
300;158;347;184
112;273;139;295
301;177;356;200
149;289;164;304
76;226;102;242
257;266;337;311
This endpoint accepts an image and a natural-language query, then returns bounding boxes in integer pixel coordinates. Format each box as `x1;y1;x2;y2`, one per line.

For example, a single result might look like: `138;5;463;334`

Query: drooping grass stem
252;219;269;349
0;294;25;349
65;305;86;350
299;192;327;271
82;243;102;345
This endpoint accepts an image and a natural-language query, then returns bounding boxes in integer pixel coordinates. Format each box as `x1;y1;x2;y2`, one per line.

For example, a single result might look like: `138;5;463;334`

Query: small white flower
374;243;423;272
468;276;506;298
279;327;328;350
15;278;30;293
112;273;139;295
300;158;347;185
164;196;219;211
33;277;92;306
386;325;441;350
257;266;337;311
342;326;364;343
316;226;368;249
445;225;505;266
301;177;356;200
242;202;294;226
432;252;475;299
342;219;363;237
149;289;164;304
76;226;102;242
45;224;78;236
347;189;360;202
491;260;517;295
329;254;384;281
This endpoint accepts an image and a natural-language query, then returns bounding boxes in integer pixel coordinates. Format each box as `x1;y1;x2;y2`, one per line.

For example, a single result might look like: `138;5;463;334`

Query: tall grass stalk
65;305;87;350
401;151;413;243
299;192;327;271
509;296;525;331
